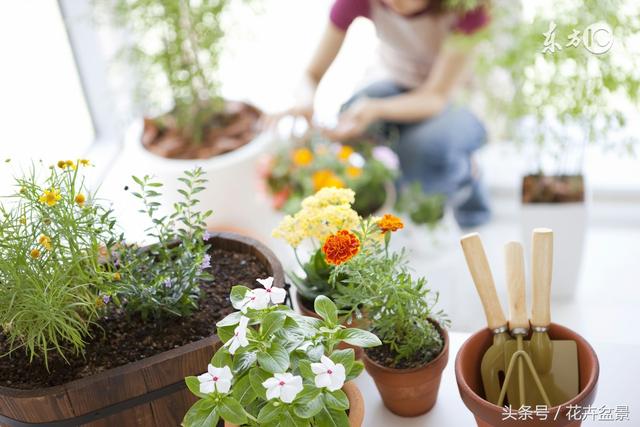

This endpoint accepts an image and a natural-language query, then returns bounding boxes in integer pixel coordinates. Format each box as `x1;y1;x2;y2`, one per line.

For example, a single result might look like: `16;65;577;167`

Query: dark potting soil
365;334;443;370
0;249;269;390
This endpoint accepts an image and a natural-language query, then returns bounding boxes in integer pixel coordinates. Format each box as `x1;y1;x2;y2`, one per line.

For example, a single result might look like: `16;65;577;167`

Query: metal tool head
503;338;579;407
481;330;509;404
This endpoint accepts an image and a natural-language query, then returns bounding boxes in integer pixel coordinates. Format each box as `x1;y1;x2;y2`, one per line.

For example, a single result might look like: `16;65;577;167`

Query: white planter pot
121;120;277;237
520;201;588;300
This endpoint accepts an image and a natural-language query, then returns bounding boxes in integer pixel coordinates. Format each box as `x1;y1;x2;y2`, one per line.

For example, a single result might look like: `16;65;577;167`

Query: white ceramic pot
520;201;588;300
120;120;277;237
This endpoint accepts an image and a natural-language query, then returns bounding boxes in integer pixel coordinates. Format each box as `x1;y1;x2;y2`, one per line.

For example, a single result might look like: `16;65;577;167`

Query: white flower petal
314;373;332;388
265;385;280;401
239;316;250;329
320;355;335;368
310;362;325;375
262;377;279;389
216;378;232;394
198;372;213;383
250;289;270;310
328;365;346;392
257;277;274;289
220;366;233;381
269;287;286;304
280;384;301;403
228;337;240;354
199;381;216;394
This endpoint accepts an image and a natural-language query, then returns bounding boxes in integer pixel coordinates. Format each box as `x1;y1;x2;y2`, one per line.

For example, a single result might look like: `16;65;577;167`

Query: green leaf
233;350;257;374
232;374;257;406
257;342;290;373
329;349;354;374
211;348;232;367
340;328;381;348
182;399;218;427
230;286;250;308
261;311;286;338
217;311;242;327
314;407;350;427
249;367;272;398
216;324;235;343
185;376;208;399
294;392;324;419
218;396;247;425
314;295;338;325
257;401;282;424
345;361;364;381
298;359;314;380
324;389;349;411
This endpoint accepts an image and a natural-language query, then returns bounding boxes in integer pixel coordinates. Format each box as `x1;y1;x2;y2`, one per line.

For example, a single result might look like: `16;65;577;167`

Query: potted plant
327;215;450;417
271;187;361;318
98;0;270;231
182;285;381;427
473;0;640;297
0;163;284;426
263;134;398;216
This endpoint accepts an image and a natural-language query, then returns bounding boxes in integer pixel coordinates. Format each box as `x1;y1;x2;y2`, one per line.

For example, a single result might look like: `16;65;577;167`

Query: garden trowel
461;233;511;405
502;228;579;407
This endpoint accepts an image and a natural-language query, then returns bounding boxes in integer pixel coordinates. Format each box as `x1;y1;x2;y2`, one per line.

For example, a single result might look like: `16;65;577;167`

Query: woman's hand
324;98;381;141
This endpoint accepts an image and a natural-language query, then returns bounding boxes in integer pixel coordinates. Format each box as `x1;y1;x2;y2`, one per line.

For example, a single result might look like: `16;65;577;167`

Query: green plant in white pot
473;0;640;297
182;280;381;427
98;0;268;232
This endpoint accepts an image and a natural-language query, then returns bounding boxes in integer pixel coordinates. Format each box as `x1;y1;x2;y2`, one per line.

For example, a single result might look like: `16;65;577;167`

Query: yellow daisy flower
38;188;62;207
113;272;121;281
75;193;86;206
57;160;67;169
65;160;77;170
312;170;345;191
19;216;26;225
79;159;90;167
38;235;52;250
30;248;41;259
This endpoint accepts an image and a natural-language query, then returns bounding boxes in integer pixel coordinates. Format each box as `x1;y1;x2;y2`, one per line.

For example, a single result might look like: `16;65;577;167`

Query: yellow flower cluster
272;188;360;247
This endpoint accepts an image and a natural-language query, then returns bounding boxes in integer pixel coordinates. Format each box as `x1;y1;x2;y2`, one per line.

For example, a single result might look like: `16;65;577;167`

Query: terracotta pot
455;323;599;427
295;292;364;359
224;381;365;427
0;232;284;427
363;321;449;417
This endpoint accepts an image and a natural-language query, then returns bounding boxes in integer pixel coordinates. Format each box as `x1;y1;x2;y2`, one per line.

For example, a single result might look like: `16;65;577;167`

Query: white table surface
354;332;639;426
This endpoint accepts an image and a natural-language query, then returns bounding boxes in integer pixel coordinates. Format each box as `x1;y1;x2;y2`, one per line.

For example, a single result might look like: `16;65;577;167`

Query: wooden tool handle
531;228;553;327
505;241;529;331
461;233;507;330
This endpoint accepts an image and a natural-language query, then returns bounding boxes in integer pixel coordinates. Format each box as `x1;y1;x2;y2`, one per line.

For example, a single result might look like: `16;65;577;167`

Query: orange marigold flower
75;193;86;206
312;170;345;191
377;214;404;233
30;248;41;259
338;145;354;161
292;148;314;167
346;166;363;178
322;230;360;265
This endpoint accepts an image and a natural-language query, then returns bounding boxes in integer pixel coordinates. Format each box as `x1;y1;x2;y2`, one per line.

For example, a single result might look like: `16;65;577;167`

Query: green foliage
100;0;244;143
474;0;640;167
288;248;334;302
396;182;445;229
115;167;212;318
329;221;448;366
0;160;122;364
183;288;380;427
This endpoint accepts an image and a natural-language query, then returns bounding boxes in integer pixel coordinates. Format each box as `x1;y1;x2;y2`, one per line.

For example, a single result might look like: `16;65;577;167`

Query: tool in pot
501;228;580;407
460;233;511;405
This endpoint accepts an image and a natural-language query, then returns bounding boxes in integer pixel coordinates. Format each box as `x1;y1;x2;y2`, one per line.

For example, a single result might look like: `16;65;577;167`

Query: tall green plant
0;160;122;364
473;0;640;173
103;0;237;143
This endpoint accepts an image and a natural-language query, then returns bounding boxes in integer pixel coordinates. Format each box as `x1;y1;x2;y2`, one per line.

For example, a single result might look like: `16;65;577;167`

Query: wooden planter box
0;232;284;427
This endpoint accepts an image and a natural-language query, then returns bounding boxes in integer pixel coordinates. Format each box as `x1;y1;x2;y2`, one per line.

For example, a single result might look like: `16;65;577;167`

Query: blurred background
1;0;639;345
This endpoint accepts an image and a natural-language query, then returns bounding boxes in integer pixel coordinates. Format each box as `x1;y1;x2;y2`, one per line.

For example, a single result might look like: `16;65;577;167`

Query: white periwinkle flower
311;355;346;392
197;365;233;394
226;316;250;354
234;277;284;312
262;373;304;403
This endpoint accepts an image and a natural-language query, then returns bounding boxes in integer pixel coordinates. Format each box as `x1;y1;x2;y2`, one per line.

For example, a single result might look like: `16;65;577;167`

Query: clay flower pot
295;292;365;359
224;381;365;427
455;323;599;427
363;322;449;417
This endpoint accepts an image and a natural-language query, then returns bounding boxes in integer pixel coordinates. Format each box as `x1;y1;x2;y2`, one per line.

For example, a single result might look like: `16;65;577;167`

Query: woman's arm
325;37;476;140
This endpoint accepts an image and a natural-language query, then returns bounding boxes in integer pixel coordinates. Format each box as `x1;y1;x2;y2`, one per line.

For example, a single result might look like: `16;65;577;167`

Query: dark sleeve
330;0;371;32
452;6;490;35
